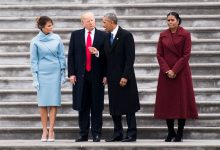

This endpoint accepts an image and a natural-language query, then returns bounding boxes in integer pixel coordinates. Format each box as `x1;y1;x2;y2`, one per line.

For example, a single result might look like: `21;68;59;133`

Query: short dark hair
167;12;181;25
36;16;53;29
104;13;118;24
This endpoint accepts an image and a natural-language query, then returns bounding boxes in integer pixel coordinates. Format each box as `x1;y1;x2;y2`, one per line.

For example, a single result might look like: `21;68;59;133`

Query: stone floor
0;140;220;150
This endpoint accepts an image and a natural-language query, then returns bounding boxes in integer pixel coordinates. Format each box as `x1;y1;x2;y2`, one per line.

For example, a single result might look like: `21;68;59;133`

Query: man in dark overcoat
102;13;140;142
68;12;107;142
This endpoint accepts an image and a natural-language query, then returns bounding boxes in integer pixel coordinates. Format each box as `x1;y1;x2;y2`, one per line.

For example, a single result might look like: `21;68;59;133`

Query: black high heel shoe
165;119;176;142
173;131;183;142
165;131;176;142
173;119;185;142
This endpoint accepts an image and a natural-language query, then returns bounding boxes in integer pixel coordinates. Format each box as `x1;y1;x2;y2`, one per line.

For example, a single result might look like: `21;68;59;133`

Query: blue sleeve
30;41;39;73
58;39;66;70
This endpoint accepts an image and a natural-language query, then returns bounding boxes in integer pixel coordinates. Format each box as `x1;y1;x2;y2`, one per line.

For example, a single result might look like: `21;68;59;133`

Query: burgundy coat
154;26;198;119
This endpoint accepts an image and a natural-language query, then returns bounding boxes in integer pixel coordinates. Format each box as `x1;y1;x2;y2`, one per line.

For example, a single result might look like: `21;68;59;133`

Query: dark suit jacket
104;26;140;115
68;28;107;111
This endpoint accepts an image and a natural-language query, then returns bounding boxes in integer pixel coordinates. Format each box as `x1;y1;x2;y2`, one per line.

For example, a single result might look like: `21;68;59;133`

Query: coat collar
79;29;85;47
37;30;54;42
160;26;185;57
161;26;185;37
93;28;98;47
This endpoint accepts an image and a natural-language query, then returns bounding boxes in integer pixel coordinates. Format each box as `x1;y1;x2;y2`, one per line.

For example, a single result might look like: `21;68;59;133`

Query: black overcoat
104;26;140;115
68;28;106;111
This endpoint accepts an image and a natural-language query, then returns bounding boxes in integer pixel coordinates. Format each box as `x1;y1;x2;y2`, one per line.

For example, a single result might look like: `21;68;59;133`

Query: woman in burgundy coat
154;12;198;142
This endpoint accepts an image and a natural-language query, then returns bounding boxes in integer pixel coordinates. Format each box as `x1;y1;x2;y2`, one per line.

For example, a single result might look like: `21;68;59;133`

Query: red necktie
86;31;92;71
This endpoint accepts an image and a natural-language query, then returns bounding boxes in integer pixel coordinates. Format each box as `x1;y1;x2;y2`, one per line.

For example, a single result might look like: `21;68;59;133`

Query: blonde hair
80;12;95;23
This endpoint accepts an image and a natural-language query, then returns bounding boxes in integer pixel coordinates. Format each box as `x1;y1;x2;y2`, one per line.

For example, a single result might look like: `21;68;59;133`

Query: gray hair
104;13;118;24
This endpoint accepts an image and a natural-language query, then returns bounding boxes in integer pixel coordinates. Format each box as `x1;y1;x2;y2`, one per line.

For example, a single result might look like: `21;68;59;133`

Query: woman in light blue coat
30;16;66;142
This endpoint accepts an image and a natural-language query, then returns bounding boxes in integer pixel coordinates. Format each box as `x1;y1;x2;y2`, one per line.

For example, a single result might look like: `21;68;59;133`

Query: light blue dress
30;31;66;106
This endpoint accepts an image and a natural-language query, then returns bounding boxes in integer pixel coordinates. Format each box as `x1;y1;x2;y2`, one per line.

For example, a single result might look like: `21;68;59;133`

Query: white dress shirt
85;28;95;45
84;28;99;57
111;25;119;40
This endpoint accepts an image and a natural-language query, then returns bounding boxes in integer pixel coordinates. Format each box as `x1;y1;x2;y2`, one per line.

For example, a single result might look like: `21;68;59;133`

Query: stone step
134;63;220;76
0;88;220;102
0;126;220;140
0;113;219;127
1;50;220;65
1;75;220;89
0;140;220;150
0;3;219;17
2;0;219;5
0;39;219;53
137;75;220;88
1;100;220;115
0;99;220;115
0;0;219;146
136;51;220;64
0;15;219;29
0;63;220;77
1;27;220;41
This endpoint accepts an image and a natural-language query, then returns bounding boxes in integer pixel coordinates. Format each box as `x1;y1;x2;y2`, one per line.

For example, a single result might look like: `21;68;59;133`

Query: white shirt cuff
95;51;99;58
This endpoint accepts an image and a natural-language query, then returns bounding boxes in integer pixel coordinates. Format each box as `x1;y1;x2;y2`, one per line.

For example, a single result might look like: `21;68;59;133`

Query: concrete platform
0;140;220;150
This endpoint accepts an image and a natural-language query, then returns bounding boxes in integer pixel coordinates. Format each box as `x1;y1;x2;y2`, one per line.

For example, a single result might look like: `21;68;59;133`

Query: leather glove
61;69;66;85
32;72;39;90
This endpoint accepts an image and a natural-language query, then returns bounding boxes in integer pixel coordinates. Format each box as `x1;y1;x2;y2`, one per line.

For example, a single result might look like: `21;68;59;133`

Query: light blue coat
30;31;66;106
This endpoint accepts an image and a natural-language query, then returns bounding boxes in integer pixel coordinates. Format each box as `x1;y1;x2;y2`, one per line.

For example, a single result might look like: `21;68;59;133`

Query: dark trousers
112;113;137;138
78;71;103;138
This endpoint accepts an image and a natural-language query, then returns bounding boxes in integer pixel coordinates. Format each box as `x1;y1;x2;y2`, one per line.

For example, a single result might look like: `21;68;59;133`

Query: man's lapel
92;28;98;47
79;29;85;48
110;26;122;51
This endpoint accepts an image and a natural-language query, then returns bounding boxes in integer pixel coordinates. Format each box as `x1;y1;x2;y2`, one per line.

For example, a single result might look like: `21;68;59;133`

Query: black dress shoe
105;136;123;142
121;136;136;142
93;135;101;142
75;137;88;142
